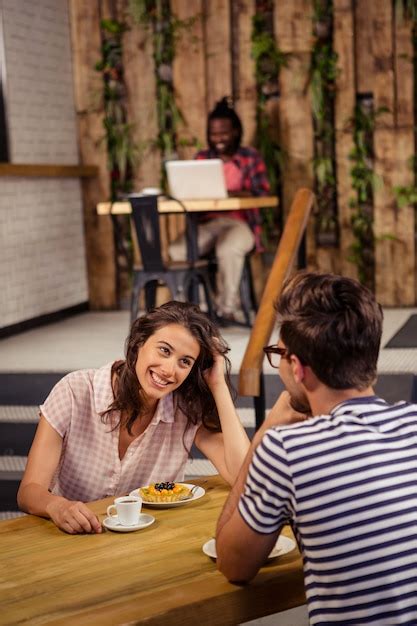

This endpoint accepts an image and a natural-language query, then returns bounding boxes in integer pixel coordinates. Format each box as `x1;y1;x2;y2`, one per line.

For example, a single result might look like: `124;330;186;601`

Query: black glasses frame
263;345;289;368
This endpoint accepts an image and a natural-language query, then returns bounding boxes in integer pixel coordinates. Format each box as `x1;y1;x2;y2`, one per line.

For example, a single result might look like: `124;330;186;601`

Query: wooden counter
0;475;305;625
0;163;97;177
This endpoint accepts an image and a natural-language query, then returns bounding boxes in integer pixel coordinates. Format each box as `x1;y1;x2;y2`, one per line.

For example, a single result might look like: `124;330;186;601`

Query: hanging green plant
347;102;387;288
96;18;140;200
96;17;145;306
392;3;417;215
251;4;287;250
393;156;417;206
393;185;417;207
310;0;339;245
394;0;417;22
128;0;200;189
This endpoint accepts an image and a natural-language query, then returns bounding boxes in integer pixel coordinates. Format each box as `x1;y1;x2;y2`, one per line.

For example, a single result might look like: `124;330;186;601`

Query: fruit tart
139;482;192;503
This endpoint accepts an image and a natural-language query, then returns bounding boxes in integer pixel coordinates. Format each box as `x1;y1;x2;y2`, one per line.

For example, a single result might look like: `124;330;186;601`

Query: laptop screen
165;159;227;200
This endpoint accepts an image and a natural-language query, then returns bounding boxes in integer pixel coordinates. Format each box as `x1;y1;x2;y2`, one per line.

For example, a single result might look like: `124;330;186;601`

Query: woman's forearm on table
18;482;102;534
17;482;66;518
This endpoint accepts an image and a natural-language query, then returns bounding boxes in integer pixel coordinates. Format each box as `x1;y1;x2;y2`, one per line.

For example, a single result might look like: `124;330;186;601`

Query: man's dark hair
276;271;383;390
207;96;242;151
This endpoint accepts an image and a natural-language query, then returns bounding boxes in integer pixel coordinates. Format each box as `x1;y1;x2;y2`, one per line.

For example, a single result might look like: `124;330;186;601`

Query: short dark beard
289;395;312;416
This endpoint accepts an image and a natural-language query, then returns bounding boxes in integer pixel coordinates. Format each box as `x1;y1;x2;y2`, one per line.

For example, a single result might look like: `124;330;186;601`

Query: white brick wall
0;178;88;327
0;0;89;329
2;0;79;164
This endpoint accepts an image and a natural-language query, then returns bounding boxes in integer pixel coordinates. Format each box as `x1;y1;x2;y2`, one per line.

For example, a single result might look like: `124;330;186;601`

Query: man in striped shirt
216;271;417;625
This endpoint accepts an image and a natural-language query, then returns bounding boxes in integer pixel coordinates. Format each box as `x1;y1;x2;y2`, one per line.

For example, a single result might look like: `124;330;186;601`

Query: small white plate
202;535;296;560
102;513;155;533
129;483;205;508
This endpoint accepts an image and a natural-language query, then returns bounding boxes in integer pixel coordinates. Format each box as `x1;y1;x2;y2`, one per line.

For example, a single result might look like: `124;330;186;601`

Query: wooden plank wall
275;0;314;223
71;0;416;307
373;4;415;305
68;0;117;308
333;0;357;280
234;0;257;146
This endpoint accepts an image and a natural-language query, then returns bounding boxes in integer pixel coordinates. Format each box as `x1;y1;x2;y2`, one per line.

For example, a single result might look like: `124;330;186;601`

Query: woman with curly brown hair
18;302;249;534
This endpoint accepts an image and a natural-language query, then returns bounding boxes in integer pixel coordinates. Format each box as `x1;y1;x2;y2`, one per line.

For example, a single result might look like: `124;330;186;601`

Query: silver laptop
165;159;227;200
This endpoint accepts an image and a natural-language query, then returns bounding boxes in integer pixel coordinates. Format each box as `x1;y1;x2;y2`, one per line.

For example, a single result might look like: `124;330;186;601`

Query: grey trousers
169;217;255;314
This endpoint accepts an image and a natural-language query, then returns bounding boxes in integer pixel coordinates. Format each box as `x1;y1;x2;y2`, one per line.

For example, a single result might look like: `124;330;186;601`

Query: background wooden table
97;196;278;215
0;475;305;625
97;195;279;303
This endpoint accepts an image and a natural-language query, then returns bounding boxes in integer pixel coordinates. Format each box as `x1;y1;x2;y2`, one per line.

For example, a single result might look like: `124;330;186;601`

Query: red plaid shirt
195;147;270;196
195;147;271;250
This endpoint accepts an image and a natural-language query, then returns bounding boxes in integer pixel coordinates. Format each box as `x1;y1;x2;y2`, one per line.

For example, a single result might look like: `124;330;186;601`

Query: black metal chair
239;250;258;326
129;195;214;323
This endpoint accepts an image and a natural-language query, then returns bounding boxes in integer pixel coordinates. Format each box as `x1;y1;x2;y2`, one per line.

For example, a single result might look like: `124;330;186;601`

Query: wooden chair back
238;188;315;397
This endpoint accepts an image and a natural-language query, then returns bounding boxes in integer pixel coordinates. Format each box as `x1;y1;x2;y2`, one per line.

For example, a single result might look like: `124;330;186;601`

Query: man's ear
290;355;305;384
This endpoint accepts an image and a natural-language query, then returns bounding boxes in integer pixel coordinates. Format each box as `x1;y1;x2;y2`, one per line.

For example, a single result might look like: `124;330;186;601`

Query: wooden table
98;195;279;303
0;476;305;625
97;196;278;264
97;196;278;215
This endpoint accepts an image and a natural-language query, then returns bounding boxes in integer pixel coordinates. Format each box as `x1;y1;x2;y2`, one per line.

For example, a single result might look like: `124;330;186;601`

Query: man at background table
169;97;270;324
216;271;417;625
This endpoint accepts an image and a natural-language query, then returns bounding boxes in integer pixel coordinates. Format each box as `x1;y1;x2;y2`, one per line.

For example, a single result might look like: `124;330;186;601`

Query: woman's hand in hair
203;349;227;392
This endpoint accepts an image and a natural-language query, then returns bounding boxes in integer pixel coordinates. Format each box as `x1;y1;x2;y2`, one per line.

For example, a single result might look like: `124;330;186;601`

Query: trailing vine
393;1;417;211
310;0;339;245
96;17;140;304
393;156;417;207
348;100;386;289
95;18;139;200
128;0;199;189
251;1;286;250
395;0;417;22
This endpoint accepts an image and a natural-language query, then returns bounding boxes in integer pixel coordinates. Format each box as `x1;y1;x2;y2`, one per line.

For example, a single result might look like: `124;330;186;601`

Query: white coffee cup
107;495;142;526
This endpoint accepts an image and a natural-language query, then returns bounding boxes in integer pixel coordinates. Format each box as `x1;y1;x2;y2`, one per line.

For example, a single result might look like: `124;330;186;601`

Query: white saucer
102;513;155;533
202;535;296;559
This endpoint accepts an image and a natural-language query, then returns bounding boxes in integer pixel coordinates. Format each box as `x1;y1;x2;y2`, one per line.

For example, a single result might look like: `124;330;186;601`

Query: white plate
129;483;205;508
202;535;296;560
102;513;155;533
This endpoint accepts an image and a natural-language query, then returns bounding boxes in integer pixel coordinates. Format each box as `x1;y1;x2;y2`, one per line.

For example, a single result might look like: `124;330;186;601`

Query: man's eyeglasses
263;345;289;368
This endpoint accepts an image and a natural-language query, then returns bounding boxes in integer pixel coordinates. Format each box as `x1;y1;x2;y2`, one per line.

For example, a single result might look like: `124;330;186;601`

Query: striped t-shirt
239;396;417;625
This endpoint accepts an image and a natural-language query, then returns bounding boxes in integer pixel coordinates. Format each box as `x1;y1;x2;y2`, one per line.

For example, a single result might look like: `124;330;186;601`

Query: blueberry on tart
139;482;192;502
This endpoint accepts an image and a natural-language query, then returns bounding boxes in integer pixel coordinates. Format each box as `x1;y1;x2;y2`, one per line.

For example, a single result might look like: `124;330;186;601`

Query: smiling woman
134;326;200;402
17;302;249;535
